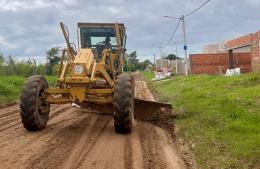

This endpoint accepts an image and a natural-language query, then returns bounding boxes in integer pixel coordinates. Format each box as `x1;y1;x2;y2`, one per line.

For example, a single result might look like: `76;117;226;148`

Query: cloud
0;36;16;49
0;0;60;11
0;0;259;61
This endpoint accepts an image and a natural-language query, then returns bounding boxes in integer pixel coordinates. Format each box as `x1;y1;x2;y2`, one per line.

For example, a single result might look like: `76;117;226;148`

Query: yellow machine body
45;22;125;112
45;22;172;117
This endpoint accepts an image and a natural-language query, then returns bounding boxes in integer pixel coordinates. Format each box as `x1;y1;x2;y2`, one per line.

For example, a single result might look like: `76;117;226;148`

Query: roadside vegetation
124;52;178;72
142;71;260;168
0;76;56;105
124;51;152;72
141;71;155;81
0;48;59;105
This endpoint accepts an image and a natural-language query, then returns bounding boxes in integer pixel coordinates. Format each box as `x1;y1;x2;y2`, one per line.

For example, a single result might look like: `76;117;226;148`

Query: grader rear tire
20;75;50;131
113;75;134;133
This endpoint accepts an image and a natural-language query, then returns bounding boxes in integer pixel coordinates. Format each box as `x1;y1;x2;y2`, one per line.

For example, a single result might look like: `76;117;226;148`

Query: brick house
189;30;260;74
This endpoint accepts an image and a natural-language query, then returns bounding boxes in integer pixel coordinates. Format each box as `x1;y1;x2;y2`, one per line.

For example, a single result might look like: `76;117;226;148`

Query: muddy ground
0;75;193;169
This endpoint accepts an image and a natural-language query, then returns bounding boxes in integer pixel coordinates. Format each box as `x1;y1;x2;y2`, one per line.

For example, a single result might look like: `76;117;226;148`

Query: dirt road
0;75;187;169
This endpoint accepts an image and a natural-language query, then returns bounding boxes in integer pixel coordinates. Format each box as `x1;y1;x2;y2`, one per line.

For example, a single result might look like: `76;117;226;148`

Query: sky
0;0;259;62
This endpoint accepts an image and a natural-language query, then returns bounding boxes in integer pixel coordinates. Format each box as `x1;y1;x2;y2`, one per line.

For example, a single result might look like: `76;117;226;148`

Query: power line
163;0;210;49
163;0;210;19
163;15;180;20
165;18;181;48
185;0;210;17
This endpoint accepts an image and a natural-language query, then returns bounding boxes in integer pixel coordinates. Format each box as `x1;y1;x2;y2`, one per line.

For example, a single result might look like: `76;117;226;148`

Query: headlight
73;65;84;74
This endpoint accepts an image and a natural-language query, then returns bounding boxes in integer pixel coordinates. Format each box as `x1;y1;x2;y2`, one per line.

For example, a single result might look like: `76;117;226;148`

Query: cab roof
77;22;125;29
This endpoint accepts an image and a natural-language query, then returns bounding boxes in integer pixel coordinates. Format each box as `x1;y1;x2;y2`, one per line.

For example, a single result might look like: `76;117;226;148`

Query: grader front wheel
113;75;134;133
20;76;50;131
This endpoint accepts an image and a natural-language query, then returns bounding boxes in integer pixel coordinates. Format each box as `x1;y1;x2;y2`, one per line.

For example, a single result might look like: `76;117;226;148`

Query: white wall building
202;41;227;54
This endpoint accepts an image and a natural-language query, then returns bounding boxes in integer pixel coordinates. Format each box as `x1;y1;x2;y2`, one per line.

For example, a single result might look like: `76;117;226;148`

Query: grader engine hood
65;49;94;103
71;49;94;75
64;49;94;82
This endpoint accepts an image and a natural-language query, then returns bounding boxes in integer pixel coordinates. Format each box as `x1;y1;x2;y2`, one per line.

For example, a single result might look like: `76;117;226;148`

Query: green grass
141;71;155;81
0;76;57;105
142;71;260;169
45;76;58;86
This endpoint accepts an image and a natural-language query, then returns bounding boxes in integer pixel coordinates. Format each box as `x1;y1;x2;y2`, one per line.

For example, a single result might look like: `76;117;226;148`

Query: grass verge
0;76;57;105
142;71;260;169
141;71;155;81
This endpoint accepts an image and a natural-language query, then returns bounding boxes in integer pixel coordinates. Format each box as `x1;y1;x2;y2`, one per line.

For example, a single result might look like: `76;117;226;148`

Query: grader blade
134;98;172;121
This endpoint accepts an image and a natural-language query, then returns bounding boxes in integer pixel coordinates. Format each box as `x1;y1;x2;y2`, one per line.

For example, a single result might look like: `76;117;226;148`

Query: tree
0;53;4;64
137;59;152;70
128;51;139;64
5;55;16;75
124;51;139;72
15;62;34;77
166;54;180;60
36;64;47;75
0;53;4;75
0;53;47;76
46;47;60;75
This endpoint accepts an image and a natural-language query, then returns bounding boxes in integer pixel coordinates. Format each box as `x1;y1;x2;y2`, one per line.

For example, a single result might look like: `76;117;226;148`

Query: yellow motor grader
20;22;171;133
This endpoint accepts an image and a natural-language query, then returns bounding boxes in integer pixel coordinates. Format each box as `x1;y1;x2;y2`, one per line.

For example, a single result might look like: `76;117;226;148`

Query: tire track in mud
0;115;20;126
17;107;81;150
0;104;69;133
63;116;111;169
0;107;86;169
124;134;133;169
48;104;71;119
0;105;75;154
24;114;93;169
0;121;21;132
0;104;61;119
76;118;131;169
0;113;20;121
136;123;168;169
0;105;19;113
0;107;19;120
0;104;60;121
0;106;71;142
0;110;19;119
129;127;144;169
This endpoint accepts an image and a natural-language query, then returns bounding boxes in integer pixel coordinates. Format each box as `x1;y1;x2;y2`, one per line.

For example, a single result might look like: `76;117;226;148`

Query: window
80;28;117;48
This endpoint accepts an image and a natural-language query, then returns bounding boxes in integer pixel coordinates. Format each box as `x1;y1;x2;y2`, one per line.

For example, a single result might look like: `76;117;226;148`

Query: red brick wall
226;30;260;72
251;31;260;71
227;34;252;49
233;53;252;73
190;53;251;75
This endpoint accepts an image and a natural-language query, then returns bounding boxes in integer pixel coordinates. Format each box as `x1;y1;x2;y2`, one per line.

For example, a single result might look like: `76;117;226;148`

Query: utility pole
175;41;178;74
160;46;163;58
159;46;163;71
163;1;210;75
153;53;156;71
163;0;211;75
163;15;189;76
175;41;178;57
181;15;189;75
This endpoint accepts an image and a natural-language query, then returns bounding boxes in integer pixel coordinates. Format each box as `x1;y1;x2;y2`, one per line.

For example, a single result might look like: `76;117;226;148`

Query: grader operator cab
20;22;172;133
